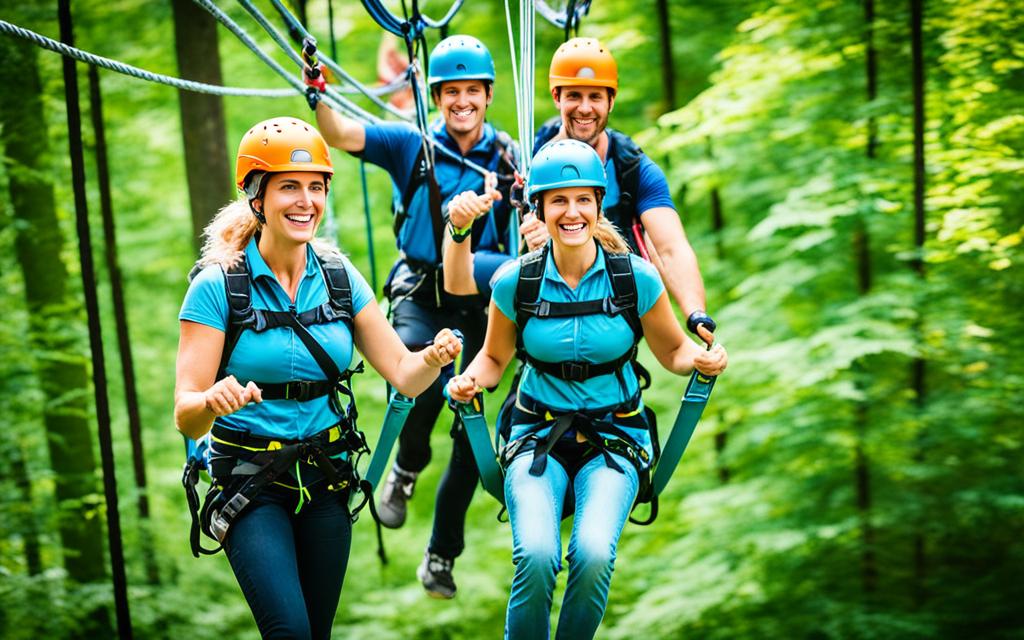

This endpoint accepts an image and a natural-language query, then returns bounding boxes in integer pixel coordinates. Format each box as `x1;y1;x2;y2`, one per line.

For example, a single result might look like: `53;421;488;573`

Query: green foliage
1;0;1021;638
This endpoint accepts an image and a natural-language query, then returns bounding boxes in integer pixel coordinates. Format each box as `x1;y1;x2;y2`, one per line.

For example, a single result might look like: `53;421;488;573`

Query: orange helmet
548;37;618;94
234;117;333;190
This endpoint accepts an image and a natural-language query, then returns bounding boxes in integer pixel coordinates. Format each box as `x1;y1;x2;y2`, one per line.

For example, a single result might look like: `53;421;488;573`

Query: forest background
0;0;1021;638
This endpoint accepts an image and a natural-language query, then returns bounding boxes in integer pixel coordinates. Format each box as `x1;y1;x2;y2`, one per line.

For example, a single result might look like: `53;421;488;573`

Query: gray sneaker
377;466;417;529
417;551;457;599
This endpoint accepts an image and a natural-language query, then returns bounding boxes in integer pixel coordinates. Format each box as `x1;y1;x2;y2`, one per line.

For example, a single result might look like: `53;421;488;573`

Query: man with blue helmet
310;35;531;599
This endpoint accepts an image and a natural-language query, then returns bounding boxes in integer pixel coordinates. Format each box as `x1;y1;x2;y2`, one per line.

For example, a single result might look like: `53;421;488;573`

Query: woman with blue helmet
175;117;461;639
447;139;727;639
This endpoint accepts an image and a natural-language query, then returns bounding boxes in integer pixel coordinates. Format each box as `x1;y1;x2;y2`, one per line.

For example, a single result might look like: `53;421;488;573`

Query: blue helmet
427;36;495;89
527;139;607;203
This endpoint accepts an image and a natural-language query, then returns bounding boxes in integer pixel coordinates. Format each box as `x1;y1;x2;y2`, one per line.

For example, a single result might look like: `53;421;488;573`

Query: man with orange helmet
538;37;716;340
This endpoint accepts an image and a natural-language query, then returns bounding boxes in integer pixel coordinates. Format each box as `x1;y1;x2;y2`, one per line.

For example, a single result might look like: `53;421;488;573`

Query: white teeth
285;214;313;223
560;222;585;232
453;109;473;117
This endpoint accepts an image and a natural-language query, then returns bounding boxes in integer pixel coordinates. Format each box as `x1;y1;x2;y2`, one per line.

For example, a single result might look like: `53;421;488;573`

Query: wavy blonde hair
197;197;343;269
592;214;631;254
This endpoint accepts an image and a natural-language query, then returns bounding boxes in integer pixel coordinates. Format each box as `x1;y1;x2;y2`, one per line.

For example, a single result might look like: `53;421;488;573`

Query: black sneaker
417;551;457;599
377;466;417;529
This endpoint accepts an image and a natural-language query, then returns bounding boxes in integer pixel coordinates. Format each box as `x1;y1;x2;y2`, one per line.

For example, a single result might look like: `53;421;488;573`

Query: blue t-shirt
179;237;375;441
490;243;665;459
362;119;515;274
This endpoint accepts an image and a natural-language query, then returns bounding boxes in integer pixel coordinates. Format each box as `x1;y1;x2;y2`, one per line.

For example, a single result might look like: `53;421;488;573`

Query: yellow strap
211;433;284;453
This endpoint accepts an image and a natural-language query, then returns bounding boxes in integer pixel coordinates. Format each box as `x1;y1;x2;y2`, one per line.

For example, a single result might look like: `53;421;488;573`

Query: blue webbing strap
362;391;416;490
458;397;506;506
650;371;717;496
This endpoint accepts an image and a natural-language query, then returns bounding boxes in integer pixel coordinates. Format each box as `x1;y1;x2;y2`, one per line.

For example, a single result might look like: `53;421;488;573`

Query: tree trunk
854;0;878;599
654;0;676;113
0;25;107;594
909;0;928;607
8;443;43;576
170;0;232;254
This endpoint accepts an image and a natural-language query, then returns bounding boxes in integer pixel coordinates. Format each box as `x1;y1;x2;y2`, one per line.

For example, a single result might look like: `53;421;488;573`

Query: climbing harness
181;249;370;557
513;244;645;386
450;237;718;524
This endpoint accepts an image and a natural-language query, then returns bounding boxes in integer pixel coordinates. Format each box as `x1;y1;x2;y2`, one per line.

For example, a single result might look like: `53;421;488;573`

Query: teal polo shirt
179;237;374;440
491;242;665;458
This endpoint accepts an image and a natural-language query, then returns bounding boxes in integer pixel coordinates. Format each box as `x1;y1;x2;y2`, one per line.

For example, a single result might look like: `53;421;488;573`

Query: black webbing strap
522;346;636;382
257;379;336;402
182;460;219;557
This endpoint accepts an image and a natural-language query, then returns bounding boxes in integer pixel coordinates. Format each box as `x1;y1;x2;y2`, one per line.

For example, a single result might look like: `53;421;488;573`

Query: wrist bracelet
449;222;472;243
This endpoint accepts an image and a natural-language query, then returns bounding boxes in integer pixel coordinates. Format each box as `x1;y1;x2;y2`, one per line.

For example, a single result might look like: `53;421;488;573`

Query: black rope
87;65;159;586
327;0;338;60
57;1;132;637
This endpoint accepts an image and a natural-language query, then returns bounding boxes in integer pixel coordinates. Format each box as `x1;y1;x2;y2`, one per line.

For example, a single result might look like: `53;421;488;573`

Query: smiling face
434;79;492;140
254;172;327;246
541;186;600;249
552;85;614;147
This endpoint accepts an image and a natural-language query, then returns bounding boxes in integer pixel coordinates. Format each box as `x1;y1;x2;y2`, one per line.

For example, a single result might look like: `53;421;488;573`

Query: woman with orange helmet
174;117;461;639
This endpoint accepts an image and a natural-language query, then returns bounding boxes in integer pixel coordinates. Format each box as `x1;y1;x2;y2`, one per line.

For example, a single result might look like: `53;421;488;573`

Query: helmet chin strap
249;200;267;225
244;171;268;224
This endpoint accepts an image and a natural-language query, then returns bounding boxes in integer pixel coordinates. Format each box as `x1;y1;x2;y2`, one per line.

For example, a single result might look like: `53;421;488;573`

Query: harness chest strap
513;244;643;383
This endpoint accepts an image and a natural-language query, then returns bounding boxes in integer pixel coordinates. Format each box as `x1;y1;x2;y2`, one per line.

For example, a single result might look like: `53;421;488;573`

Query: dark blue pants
390;296;486;559
223;485;351;640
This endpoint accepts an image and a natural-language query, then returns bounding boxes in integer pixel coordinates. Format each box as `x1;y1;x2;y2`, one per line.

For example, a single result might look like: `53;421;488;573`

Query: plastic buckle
536;301;551;317
561;362;588;382
603;296;625;316
285;380;316;402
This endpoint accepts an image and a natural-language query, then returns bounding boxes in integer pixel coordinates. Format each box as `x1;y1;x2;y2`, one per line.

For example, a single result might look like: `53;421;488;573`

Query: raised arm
640;291;727;378
315;101;367;153
352;299;460;396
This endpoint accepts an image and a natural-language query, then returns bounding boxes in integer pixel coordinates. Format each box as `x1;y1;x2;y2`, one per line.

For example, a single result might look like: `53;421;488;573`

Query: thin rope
0;19;295;97
56;0;133;635
535;0;592;30
191;0;379;123
265;0;414;118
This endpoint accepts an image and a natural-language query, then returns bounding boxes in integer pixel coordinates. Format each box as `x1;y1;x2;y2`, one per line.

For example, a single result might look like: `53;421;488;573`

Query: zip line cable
535;0;591;32
236;0;410;122
503;0;536;251
267;0;414;119
191;0;380;124
0;19;295;97
57;0;133;635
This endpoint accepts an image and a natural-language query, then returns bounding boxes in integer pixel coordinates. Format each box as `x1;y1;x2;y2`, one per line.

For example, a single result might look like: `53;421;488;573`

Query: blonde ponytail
593;214;631;254
197;199;261;269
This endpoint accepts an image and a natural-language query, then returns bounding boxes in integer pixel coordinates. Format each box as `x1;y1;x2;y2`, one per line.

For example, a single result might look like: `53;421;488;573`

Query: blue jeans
223;485;352;640
504;450;640;640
